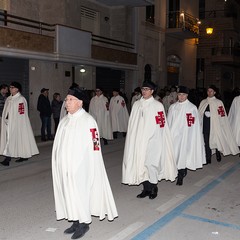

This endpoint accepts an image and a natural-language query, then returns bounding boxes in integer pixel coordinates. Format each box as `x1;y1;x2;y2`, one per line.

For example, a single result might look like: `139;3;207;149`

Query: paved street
0;137;240;240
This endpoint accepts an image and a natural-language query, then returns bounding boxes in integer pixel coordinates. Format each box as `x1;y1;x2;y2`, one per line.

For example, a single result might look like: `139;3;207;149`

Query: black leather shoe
15;158;28;163
0;159;10;166
137;190;151;198
0;157;11;166
206;159;211;164
103;138;108;145
176;177;183;186
71;223;89;239
149;186;158;199
64;222;79;234
216;152;221;162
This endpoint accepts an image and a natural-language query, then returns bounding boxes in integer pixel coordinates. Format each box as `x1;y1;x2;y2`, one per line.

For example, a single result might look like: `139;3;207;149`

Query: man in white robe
52;87;118;240
198;85;239;164
109;88;129;139
228;95;240;146
122;81;177;200
167;86;206;185
0;82;39;166
89;88;113;145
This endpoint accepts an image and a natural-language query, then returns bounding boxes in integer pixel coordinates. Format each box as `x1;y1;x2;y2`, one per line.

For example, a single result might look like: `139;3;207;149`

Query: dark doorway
96;67;125;97
0;57;29;100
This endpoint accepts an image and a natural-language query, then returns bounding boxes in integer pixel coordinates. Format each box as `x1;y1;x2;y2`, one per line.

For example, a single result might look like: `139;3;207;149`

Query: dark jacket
51;99;63;119
37;94;52;117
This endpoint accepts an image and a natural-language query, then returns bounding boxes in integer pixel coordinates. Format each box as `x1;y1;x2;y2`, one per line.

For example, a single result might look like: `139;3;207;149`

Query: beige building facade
0;0;200;135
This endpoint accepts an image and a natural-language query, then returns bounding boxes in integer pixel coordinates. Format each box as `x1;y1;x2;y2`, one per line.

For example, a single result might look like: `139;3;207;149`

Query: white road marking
219;162;234;170
194;175;214;187
45;228;57;232
107;222;145;240
156;194;186;212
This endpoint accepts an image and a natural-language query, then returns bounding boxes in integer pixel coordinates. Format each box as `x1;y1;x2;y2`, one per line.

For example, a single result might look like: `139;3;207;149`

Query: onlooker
122;81;177;199
0;84;9;133
228;95;240;147
0;82;39;166
198;85;239;164
167;86;206;185
130;87;142;109
109;88;129;139
37;88;53;141
51;92;63;134
89;88;113;145
52;87;118;239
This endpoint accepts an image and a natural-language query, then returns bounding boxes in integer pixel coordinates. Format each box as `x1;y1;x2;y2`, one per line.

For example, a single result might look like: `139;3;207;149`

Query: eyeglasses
65;98;79;102
141;87;152;91
9;86;15;89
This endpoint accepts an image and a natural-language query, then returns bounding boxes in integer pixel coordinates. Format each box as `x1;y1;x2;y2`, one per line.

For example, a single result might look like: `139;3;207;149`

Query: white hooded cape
198;97;239;156
167;99;206;170
52;109;118;223
122;96;177;185
109;95;129;132
228;96;240;146
0;92;39;158
89;94;113;140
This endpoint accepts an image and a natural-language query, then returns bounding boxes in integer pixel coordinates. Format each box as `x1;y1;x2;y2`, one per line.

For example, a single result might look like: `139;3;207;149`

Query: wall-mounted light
206;27;213;35
80;66;86;73
31;66;36;71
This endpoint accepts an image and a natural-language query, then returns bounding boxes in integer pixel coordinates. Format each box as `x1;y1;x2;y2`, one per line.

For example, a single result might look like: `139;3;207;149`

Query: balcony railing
167;11;199;34
0;10;55;34
0;10;135;51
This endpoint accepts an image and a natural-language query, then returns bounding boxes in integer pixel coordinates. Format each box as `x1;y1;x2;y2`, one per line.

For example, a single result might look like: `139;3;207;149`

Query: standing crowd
0;81;240;239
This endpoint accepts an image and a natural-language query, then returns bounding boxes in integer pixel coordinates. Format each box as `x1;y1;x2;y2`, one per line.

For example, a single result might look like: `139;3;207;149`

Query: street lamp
206;27;213;35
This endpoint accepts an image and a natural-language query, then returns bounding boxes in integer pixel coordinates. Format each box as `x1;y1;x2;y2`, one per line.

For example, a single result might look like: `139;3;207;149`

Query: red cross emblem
217;106;225;117
106;102;109;111
18;103;25;115
121;100;125;107
155;111;165;128
186;113;195;127
90;128;100;151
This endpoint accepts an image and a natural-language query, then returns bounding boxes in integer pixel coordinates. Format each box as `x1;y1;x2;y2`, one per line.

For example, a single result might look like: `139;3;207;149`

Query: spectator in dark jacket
51;92;63;134
37;88;53;141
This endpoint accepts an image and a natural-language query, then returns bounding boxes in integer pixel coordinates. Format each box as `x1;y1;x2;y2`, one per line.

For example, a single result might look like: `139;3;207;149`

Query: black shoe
47;136;54;141
15;158;28;163
216;151;221;162
103;138;108;145
206;159;211;164
64;221;79;234
137;190;151;198
176;177;183;185
41;138;47;142
71;223;89;239
0;158;11;166
122;132;127;138
113;132;118;139
149;186;158;199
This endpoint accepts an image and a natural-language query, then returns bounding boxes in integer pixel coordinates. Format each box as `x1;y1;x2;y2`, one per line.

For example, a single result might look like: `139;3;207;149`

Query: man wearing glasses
122;81;177;199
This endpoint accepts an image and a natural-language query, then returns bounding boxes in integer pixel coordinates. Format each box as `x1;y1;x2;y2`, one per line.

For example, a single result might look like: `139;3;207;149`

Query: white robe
122;96;177;185
198;97;239;156
228;96;240;146
109;95;129;132
89;94;113;140
0;92;39;158
167;99;206;170
52;109;118;223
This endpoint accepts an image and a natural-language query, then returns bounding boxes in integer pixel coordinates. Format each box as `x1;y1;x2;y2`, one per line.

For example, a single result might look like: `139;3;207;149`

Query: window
146;5;155;24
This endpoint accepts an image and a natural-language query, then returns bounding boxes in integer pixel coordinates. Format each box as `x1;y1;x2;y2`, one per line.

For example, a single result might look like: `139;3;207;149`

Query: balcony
211;47;240;66
166;11;199;39
0;10;137;67
94;0;154;7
